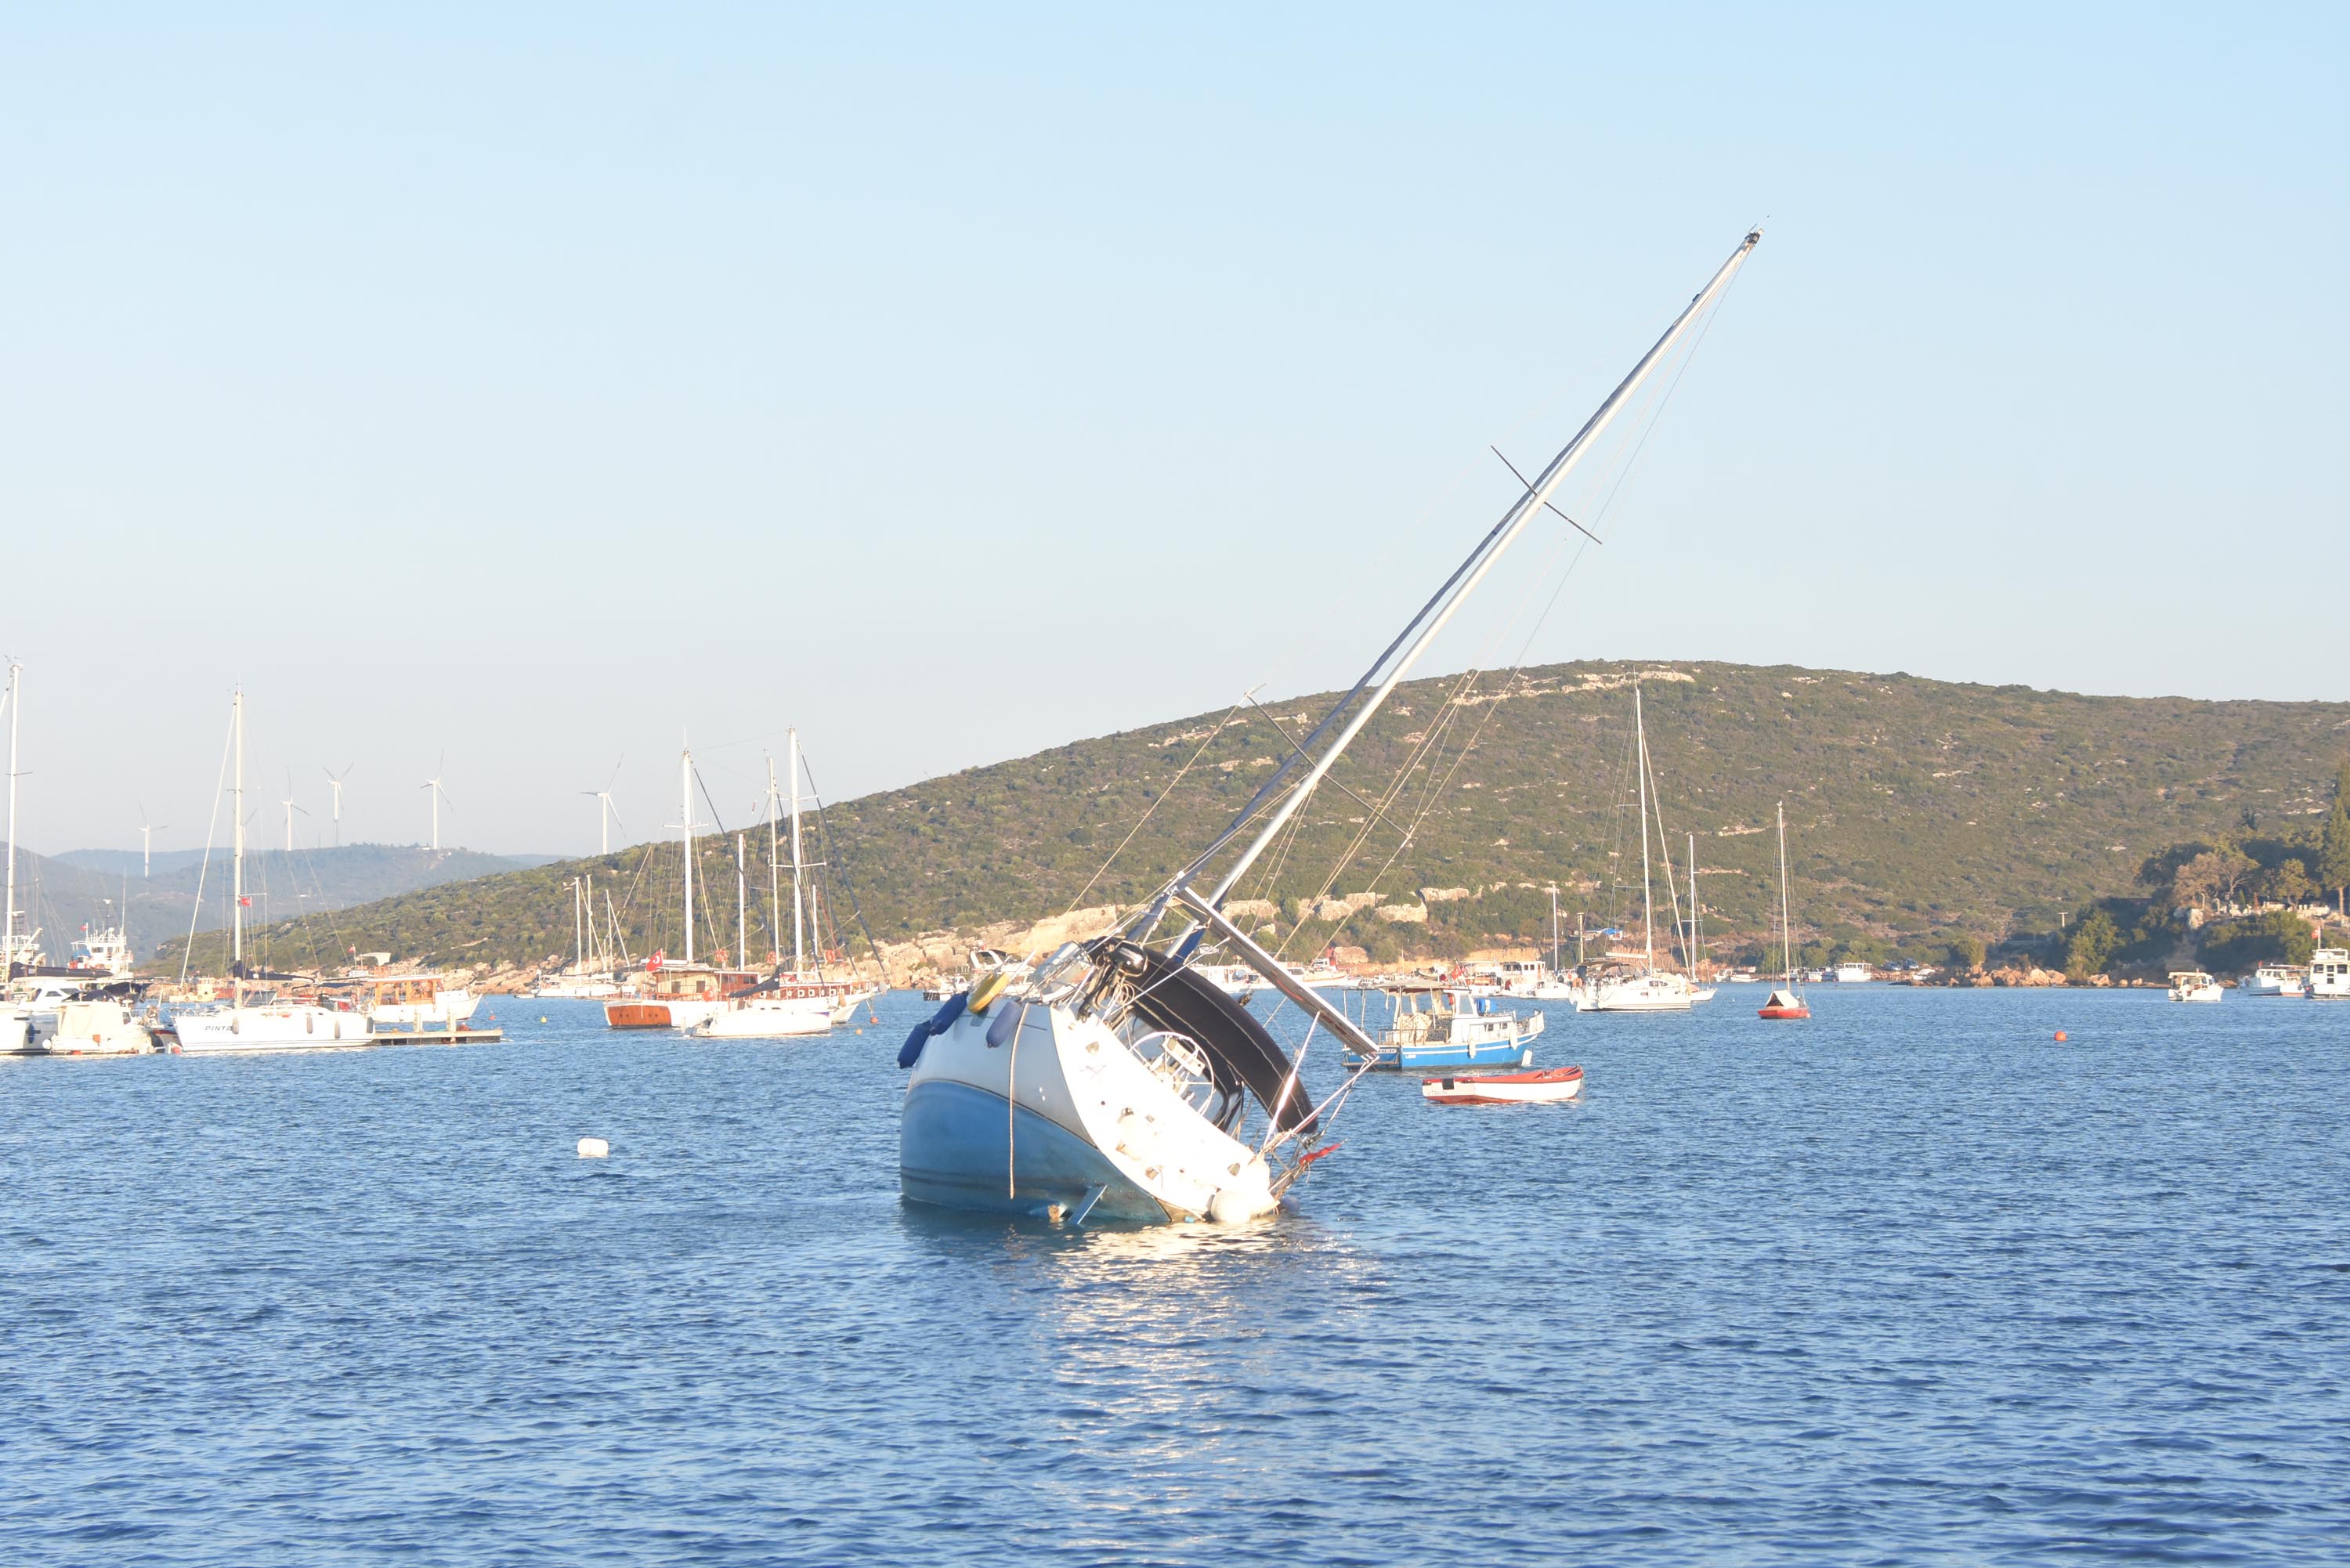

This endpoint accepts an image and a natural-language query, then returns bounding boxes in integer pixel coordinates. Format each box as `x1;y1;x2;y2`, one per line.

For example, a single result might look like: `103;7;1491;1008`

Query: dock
375;1024;504;1045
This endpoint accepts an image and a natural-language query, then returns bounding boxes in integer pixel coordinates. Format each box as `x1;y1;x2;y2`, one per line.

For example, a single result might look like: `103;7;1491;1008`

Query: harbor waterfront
5;988;2345;1564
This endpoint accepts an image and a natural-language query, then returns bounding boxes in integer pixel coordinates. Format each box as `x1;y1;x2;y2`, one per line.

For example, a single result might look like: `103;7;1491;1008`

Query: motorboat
1348;986;1545;1071
2167;970;2224;1003
1420;1064;1583;1105
2240;963;2308;997
1832;962;1875;984
2309;948;2350;999
325;971;479;1030
896;228;1766;1224
34;998;155;1055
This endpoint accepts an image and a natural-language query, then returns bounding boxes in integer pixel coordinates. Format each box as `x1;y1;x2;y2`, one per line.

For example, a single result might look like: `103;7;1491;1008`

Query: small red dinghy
1421;1064;1584;1105
1758;987;1810;1020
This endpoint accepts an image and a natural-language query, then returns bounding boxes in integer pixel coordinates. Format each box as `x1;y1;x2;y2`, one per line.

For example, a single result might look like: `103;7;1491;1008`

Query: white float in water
577;1136;609;1159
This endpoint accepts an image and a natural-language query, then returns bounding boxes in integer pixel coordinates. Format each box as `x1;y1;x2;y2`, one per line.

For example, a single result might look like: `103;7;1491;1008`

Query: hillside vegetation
162;661;2350;977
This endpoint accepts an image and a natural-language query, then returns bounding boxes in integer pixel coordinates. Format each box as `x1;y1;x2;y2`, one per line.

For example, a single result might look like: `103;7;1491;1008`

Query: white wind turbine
322;764;353;846
421;754;454;851
580;757;624;855
137;805;168;878
280;771;309;851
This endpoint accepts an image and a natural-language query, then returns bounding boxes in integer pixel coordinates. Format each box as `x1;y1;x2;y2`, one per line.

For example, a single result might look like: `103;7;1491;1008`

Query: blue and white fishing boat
895;229;1764;1225
1347;986;1543;1071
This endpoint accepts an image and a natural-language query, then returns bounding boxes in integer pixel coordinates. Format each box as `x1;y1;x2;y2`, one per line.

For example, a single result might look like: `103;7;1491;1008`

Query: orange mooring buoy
2054;1030;2068;1042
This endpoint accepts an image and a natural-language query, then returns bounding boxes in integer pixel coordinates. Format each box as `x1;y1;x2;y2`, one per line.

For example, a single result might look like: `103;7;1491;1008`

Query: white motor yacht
2167;970;2224;1004
2309;948;2350;999
2240;963;2308;997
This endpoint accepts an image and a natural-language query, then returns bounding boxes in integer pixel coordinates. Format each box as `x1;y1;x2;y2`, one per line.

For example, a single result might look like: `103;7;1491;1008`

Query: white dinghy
897;229;1765;1224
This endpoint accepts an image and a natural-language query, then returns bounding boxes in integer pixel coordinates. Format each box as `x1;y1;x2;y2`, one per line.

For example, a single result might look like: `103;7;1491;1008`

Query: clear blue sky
3;4;2342;856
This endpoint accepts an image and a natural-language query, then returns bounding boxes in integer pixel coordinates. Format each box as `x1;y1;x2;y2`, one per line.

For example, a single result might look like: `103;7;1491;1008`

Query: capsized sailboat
897;229;1763;1223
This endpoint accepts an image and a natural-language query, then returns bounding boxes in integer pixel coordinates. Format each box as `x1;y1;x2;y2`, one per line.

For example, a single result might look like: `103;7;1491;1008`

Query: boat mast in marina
233;690;244;1008
4;659;22;974
680;746;696;964
790;727;806;974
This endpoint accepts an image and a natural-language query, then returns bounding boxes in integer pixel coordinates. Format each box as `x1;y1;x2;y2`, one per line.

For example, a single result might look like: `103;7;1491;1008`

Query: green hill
161;659;2350;976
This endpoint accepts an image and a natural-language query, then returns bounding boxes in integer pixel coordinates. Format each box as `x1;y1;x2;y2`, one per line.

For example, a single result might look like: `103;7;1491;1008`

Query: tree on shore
2064;909;2120;980
2320;761;2350;916
1947;932;1986;970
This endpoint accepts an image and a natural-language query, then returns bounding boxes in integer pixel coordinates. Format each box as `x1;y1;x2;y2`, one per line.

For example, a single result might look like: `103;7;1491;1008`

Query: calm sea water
4;987;2347;1565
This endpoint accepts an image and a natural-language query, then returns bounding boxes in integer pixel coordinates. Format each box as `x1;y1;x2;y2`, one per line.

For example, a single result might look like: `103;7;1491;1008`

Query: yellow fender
967;971;1012;1014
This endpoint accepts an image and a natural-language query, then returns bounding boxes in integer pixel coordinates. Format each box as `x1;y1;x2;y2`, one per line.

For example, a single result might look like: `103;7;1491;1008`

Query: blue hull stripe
1344;1039;1533;1070
901;1079;1169;1222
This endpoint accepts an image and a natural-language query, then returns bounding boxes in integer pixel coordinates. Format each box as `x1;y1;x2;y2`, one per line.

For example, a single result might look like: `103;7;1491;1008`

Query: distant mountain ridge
168;659;2350;974
5;843;551;960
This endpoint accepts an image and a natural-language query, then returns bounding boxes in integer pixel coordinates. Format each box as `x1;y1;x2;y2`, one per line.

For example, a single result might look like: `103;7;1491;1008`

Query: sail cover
1094;940;1317;1136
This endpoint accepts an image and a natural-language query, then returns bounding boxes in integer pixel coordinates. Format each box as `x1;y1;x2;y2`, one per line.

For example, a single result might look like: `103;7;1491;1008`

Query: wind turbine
137;806;167;878
322;764;353;846
420;754;453;851
580;757;624;855
280;771;309;851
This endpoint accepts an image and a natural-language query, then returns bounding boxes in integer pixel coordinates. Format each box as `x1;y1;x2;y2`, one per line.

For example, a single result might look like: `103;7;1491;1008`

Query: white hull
32;1000;155;1055
533;979;620;999
1580;971;1694;1012
690;995;835;1038
2239;971;2305;997
367;989;479;1028
902;997;1278;1225
172;1005;377;1052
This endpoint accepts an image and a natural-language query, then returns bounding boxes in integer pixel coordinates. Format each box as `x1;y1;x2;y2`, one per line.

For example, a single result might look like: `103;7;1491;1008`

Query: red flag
238;896;252;907
649;950;665;972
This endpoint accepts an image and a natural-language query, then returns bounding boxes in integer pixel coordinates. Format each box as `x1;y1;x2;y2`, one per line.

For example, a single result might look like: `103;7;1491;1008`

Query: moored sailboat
1759;801;1810;1020
1582;685;1693;1013
172;692;378;1054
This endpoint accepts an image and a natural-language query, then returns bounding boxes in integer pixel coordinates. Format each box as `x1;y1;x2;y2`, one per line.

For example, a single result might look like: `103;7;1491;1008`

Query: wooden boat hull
1421;1065;1584;1104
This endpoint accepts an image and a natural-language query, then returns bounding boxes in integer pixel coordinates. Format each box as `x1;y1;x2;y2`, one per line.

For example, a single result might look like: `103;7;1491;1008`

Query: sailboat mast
1188;230;1766;911
680;746;695;965
1777;800;1793;984
766;756;781;969
788;728;804;973
1636;685;1654;968
232;690;244;1006
1549;882;1560;974
736;833;747;966
1689;832;1701;979
573;877;584;971
2;659;18;970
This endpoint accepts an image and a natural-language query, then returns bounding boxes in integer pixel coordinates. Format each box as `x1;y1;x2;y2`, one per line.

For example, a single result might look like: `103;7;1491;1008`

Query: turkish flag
238;896;252;907
649;950;665;972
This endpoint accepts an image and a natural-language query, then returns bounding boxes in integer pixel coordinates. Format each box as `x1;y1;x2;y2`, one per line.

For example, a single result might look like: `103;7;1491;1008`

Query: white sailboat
1582;685;1694;1013
171;692;377;1053
898;229;1762;1222
1758;802;1810;1019
692;730;868;1038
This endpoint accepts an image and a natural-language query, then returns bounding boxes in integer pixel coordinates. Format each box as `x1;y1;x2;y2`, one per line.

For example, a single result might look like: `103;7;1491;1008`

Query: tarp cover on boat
1092;939;1316;1136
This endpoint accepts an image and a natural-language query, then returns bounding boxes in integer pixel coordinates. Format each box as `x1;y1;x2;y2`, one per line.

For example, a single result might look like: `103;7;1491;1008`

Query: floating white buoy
577;1136;609;1159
